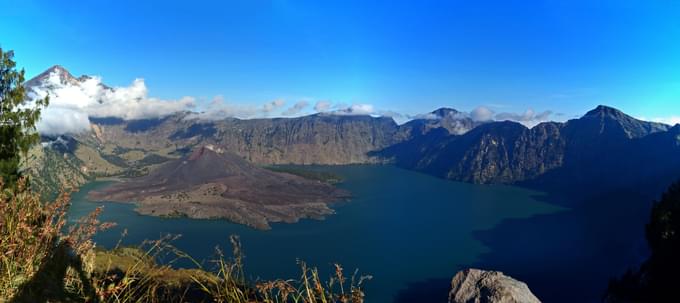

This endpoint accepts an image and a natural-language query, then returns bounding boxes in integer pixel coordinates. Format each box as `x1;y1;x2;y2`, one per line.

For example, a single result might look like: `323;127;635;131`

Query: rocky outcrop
378;120;566;184
211;114;401;164
78;112;403;165
449;269;540;303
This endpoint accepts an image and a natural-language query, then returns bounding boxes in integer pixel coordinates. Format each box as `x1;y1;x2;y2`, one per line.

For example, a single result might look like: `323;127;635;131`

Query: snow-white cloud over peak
28;67;195;135
26;66;560;135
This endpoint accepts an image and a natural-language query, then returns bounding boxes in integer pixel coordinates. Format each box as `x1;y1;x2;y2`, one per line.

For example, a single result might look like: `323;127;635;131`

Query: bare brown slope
88;146;349;229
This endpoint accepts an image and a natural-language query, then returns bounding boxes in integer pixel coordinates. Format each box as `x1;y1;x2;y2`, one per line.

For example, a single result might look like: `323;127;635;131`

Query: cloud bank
29;68;562;135
651;116;680;126
466;106;553;127
29;70;300;134
313;100;332;112
30;70;195;135
470;106;495;122
494;108;553;127
308;101;555;128
262;99;285;113
282;101;309;116
404;106;555;128
184;96;288;121
331;104;374;115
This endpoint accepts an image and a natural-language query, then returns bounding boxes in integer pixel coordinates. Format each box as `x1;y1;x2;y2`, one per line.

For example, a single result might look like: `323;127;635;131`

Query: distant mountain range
24;66;680;204
377;105;680;198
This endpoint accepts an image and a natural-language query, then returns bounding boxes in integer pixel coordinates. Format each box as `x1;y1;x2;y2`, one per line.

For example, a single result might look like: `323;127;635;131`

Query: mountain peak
584;105;627;119
46;64;70;73
188;145;224;161
43;65;76;81
577;105;670;139
431;107;460;118
25;64;79;87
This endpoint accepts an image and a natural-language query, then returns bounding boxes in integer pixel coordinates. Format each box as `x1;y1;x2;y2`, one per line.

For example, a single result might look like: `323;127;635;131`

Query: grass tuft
0;177;369;302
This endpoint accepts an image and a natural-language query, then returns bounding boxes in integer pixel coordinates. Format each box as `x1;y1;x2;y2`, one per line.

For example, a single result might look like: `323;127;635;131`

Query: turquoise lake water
67;165;563;302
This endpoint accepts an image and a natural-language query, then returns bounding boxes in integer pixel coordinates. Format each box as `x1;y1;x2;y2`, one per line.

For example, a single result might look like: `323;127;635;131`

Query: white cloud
377;110;410;124
282;100;309;116
495;109;553;128
331;104;375;115
465;106;554;127
470;106;495;122
28;67;561;135
184;96;262;121
412;113;439;120
651;116;680;126
310;101;377;116
36;107;91;135
30;69;297;132
185;96;300;121
314;100;332;112
262;99;285;113
405;106;554;129
29;69;195;134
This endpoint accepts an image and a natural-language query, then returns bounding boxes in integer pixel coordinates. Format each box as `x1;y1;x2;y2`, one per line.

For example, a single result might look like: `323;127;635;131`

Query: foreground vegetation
0;178;370;302
605;180;680;302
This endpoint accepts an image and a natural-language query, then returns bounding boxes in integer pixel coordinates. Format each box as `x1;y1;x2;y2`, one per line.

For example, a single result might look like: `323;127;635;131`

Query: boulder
449;268;540;303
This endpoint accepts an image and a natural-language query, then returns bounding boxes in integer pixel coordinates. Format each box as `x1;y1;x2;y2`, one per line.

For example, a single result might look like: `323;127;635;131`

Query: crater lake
68;165;563;302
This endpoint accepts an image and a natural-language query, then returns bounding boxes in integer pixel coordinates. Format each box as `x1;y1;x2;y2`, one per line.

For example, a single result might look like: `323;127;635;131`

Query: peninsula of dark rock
88;145;349;230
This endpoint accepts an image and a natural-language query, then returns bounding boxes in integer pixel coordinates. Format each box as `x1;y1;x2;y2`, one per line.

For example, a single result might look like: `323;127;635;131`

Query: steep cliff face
379;121;566;184
211;114;401;164
23;137;91;197
82;113;402;165
509;122;566;182
527;107;677;195
437;121;532;183
377;105;680;194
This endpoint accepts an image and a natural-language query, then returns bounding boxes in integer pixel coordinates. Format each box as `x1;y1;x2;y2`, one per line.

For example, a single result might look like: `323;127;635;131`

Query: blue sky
1;0;680;124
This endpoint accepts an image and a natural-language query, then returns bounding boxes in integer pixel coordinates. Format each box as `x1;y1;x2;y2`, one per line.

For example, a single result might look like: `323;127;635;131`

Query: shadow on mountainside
392;188;661;303
470;190;652;303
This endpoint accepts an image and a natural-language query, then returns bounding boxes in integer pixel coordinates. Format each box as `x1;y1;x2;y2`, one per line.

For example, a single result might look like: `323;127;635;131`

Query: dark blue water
68;165;562;302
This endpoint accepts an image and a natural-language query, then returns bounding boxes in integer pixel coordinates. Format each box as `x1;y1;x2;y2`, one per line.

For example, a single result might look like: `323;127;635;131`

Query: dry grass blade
1;178;370;302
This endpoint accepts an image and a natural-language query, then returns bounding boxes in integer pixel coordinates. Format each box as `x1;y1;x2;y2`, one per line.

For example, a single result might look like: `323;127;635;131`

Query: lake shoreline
69;165;561;303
